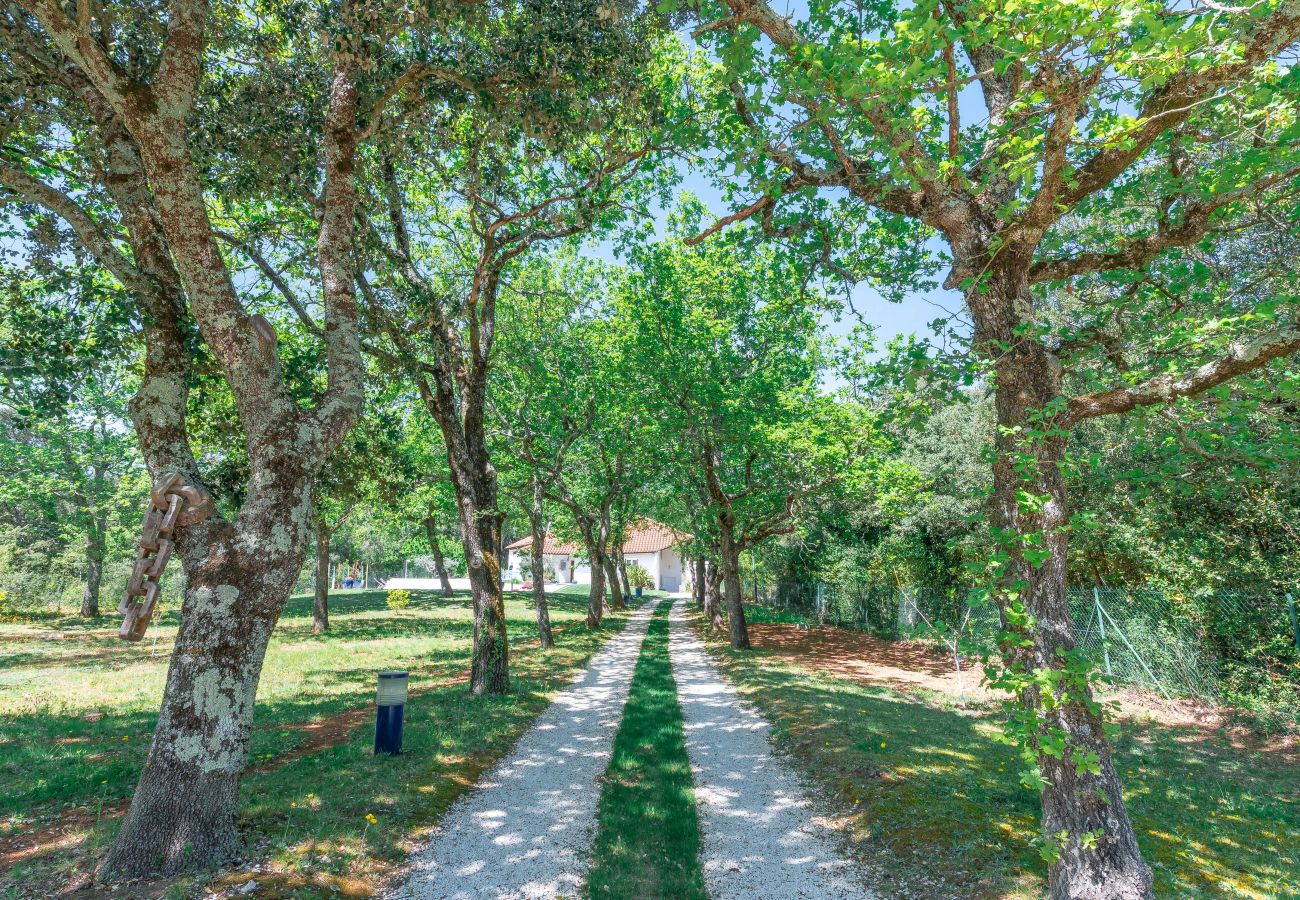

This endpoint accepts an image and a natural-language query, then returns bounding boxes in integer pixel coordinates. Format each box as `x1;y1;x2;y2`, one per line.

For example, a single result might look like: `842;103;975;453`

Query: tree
0;269;142;617
310;392;408;632
0;1;396;876
677;0;1300;893
356;25;675;687
613;220;868;648
490;252;609;646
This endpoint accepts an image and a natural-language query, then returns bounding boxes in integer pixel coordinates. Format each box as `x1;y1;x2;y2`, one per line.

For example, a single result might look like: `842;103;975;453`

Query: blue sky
593;155;969;357
604;2;984;355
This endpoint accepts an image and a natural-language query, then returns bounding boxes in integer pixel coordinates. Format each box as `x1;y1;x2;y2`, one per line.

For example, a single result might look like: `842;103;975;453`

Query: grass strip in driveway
586;600;706;900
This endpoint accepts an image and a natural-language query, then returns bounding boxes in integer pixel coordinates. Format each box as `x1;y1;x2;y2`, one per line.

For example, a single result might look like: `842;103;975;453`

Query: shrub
386;588;412;611
626;562;653;589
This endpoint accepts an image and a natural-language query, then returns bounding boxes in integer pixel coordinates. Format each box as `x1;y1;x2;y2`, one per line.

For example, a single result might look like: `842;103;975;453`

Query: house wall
506;550;574;583
624;552;659;589
658;548;683;592
573;545;686;590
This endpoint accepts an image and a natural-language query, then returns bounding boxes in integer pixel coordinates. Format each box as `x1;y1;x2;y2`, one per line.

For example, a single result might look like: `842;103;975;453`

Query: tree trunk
46;57;363;882
717;516;751;649
704;559;723;631
585;541;606;628
980;271;1153;900
79;516;107;618
313;528;330;634
693;556;705;607
423;514;454;596
615;549;632;600
101;488;312;879
417;373;510;694
528;504;553;649
464;503;509;695
604;557;625;610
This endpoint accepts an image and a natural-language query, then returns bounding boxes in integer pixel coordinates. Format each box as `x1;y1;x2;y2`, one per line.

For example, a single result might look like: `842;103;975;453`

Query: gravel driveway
391;598;661;900
668;599;873;899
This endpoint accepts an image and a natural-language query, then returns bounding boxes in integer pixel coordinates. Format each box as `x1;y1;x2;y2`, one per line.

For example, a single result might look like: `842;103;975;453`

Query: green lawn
586;600;706;899
698;606;1300;900
0;587;630;897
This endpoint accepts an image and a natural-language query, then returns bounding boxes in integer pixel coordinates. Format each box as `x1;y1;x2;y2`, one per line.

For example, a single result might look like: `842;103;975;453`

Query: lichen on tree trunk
101;507;308;878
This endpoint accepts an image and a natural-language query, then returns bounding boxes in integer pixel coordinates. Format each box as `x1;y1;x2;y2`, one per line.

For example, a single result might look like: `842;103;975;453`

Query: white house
501;533;581;585
504;519;689;592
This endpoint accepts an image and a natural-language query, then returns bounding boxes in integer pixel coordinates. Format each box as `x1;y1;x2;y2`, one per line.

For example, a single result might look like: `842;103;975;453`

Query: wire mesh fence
753;579;1300;704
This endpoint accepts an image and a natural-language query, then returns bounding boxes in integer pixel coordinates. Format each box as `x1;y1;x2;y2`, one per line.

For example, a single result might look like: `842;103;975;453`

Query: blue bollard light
374;671;408;756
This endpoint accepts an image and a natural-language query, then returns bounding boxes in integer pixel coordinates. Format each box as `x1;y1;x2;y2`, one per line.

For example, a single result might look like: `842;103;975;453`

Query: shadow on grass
0;591;624;820
708;628;1300;900
1;603;632;897
587;603;705;899
718;651;1040;899
0;708;162;816
228;619;629;895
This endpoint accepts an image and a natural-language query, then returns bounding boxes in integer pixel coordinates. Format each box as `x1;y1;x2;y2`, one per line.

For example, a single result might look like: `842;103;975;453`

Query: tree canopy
1;1;1298;897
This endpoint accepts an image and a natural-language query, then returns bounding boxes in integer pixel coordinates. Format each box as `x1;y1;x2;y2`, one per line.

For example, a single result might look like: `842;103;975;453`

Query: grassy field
0;587;632;898
696;605;1300;900
586;600;705;900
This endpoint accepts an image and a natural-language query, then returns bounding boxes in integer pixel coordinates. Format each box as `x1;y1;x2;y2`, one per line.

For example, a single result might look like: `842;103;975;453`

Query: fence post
1097;600;1173;700
1288;592;1299;652
1094;587;1113;677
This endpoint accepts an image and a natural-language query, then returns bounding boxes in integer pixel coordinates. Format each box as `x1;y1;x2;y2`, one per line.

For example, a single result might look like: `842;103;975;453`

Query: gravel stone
668;599;874;899
390;599;660;900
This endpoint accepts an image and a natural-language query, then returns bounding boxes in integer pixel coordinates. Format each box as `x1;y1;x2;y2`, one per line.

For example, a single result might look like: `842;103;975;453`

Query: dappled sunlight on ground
670;602;871;899
704;609;1300;899
394;600;660;900
0;588;630;897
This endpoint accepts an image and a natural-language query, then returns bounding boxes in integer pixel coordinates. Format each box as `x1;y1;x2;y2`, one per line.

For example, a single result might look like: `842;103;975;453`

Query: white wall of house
562;546;686;590
506;550;574;582
658;548;683;592
624;551;658;588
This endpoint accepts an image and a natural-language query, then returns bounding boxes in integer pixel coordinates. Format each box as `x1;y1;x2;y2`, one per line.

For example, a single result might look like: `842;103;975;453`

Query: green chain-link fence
753;580;1300;707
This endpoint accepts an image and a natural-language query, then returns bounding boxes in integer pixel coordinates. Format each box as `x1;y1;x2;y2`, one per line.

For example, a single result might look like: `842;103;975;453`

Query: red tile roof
505;519;690;556
504;534;580;554
620;519;691;553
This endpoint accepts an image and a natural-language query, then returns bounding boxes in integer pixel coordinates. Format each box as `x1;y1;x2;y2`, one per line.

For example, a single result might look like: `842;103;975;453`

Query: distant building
504;519;690;592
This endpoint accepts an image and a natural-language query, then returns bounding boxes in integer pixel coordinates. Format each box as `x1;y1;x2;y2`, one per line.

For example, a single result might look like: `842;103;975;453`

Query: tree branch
0;162;151;296
1059;1;1300;210
1030;169;1300;282
1067;322;1300;423
214;230;323;335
